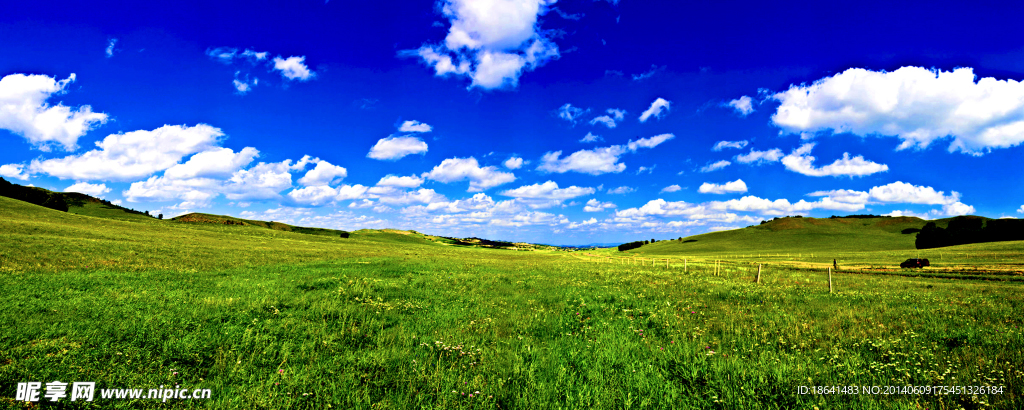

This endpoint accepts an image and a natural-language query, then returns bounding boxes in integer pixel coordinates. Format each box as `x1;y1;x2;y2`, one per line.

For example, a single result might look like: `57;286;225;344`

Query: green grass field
1;197;1021;409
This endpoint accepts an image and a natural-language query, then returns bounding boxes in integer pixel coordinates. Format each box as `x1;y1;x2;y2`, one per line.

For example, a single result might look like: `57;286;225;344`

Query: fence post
756;264;761;284
828;267;833;293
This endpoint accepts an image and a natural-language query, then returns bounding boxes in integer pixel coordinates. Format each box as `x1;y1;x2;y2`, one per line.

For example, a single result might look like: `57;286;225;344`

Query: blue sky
3;0;1024;245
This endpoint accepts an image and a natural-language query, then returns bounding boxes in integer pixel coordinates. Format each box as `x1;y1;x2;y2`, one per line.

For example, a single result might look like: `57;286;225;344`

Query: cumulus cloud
223;158;309;201
580;132;602;143
297;160;348;186
367;136;429;160
807;181;970;215
406;0;560;89
499;180;595;208
422;157;516;191
31;124;223;181
105;38;117;58
661;184;682;193
781;143;888;177
163;147;260;180
1019;205;1024;214
286;183;368;207
771;66;1024;154
0;73;109;151
503;156;524;169
735;148;784;164
376;175;424;188
606;186;635;195
698;179;748;194
0;164;29;180
712;140;749;151
638;97;671;122
399;120;433;133
626;133;674;151
866;181;960;205
589;108;627;129
583;198;615;212
700;160;731;173
64;182;110;197
272;56;315;81
726;95;755;116
537;145;628;175
558;103;588;124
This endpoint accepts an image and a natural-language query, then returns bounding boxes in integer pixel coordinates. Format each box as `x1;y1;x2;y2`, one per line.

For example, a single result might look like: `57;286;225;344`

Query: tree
158;214;164;220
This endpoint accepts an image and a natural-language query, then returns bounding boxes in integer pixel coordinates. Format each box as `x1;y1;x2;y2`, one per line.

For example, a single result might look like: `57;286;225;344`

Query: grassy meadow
1;197;1022;409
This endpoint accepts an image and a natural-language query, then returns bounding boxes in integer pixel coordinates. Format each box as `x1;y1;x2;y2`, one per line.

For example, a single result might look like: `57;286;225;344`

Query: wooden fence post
828;267;833;293
756;264;761;284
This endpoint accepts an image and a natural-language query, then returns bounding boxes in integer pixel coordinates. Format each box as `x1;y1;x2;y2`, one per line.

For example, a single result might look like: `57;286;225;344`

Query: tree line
916;216;1024;249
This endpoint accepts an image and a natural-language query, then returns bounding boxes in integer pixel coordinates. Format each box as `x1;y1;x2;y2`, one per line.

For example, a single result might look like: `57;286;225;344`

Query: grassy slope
0;196;437;274
634;217;929;255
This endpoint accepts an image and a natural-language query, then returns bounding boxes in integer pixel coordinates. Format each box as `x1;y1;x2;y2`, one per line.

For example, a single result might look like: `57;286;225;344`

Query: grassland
1;197;1022;409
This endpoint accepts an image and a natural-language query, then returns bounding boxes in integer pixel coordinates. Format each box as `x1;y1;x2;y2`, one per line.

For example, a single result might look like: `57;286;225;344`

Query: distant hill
628;215;933;255
171;212;350;238
1;177;157;221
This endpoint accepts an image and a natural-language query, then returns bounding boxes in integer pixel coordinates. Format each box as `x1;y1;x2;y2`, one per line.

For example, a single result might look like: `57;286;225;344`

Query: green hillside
171;212;351;238
633;216;931;255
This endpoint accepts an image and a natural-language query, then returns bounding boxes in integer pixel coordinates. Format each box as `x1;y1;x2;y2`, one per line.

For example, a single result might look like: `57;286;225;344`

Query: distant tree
158;214;164;220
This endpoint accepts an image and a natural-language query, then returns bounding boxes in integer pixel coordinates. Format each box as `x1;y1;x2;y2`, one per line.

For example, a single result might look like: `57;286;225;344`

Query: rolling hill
628;215;933;255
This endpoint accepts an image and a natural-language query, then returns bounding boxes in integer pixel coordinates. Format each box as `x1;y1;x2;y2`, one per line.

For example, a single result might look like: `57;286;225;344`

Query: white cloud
726;95;754;116
558;103;588;124
735;148;784;164
606;186;635;195
867;181;960;205
638;97;671;122
636;165;655;174
367;136;429;160
122;175;220;206
580;132;602;143
781;143;888;177
0;73;109;151
700;160;731;173
661;184;682;193
772;66;1024;154
698;179;748;194
407;0;560;89
583;198;615;212
371;187;447;205
499;181;595;208
589;115;616;128
589;108;627;129
0;164;29;180
568;217;599;229
626;133;674;151
223;159;305;201
712;140;749;151
422;157;516;191
807;181;967;215
884;209;931;219
606;108;626;121
938;202;975;216
286;183;368;207
272;56;315;81
64;182;110;197
503;156;524;169
297;160;348;186
164;147;259;180
399;120;433;133
376;175;424;188
105;38;117;58
537;146;628;175
1019;205;1024;214
31;124;223;181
